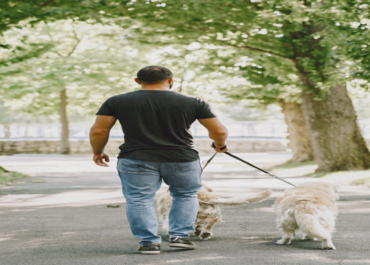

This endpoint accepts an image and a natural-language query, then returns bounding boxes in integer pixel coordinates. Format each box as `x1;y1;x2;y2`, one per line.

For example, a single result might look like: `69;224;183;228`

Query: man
90;65;228;255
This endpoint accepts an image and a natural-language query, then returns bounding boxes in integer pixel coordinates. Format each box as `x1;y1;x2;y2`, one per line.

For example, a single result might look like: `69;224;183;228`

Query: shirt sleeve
96;97;116;116
195;98;217;119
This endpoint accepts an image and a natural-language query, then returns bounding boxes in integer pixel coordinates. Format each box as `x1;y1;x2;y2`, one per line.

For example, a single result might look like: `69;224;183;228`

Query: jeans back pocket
175;162;196;173
118;159;145;174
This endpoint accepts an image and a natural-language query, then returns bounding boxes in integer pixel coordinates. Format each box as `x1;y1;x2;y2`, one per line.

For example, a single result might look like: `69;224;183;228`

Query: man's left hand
93;153;110;167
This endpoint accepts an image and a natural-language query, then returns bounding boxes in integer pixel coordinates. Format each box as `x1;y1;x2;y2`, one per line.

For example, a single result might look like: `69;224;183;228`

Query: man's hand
93;153;110;167
90;115;116;166
211;143;229;153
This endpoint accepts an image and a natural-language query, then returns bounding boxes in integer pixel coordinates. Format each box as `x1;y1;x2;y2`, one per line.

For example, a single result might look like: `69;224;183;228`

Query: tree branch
40;0;56;7
218;40;294;61
66;29;81;56
48;23;82;57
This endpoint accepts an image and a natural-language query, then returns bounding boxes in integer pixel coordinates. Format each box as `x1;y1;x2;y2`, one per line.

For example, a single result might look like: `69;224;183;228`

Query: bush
0;166;26;185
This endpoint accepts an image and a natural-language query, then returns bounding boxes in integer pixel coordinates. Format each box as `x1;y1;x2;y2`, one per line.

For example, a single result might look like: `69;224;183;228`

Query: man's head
135;66;173;89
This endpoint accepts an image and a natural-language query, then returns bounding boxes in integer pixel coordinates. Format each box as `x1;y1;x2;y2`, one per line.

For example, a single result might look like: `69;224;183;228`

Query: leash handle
212;142;227;151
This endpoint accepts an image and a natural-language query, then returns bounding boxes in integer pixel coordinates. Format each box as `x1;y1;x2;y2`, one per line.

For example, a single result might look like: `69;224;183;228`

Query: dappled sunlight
271;165;318;178
137;255;230;265
0;157;118;176
252;207;274;213
0;236;12;242
340;207;370;214
282;253;370;264
338;200;370;213
0;189;123;207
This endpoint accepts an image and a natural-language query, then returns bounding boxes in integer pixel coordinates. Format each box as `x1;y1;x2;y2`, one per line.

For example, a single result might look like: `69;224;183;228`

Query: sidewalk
1;153;370;265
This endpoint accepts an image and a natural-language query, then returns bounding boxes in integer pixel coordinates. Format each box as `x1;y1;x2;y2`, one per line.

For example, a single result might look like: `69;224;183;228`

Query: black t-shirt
96;90;216;162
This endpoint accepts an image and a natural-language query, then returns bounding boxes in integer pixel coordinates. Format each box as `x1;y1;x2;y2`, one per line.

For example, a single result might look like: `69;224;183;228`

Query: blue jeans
117;158;202;245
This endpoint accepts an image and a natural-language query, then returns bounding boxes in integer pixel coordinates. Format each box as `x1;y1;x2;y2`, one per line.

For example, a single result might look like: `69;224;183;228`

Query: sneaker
169;237;196;249
136;243;161;255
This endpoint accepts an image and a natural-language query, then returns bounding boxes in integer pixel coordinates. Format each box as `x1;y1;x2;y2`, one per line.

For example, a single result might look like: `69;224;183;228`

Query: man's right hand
211;143;229;153
93;153;110;167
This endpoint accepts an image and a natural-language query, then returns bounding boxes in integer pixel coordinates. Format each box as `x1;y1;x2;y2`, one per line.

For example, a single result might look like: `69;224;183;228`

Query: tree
0;20;151;153
114;0;370;172
0;0;116;36
207;46;315;162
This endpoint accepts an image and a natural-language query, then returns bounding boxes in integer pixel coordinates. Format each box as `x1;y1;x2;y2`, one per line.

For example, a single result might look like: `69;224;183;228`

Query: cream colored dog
157;184;271;240
273;182;339;250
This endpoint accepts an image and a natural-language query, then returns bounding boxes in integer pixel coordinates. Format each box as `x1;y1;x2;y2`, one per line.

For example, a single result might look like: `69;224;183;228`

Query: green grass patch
304;172;327;178
352;178;370;187
0;166;27;185
273;160;316;170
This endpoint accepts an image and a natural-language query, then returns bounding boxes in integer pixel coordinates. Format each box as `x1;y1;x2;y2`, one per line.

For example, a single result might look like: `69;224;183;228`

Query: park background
1;1;370;264
1;1;370;175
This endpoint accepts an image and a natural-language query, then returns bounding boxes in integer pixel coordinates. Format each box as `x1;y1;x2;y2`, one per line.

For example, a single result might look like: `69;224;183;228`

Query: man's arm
198;117;229;153
90;115;117;167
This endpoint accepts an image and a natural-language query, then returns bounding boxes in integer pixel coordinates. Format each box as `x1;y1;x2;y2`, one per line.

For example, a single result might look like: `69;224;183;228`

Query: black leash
202;152;218;170
201;150;296;187
224;152;296;187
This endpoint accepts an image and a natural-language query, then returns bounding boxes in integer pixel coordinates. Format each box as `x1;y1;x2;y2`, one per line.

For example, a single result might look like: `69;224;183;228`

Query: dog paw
194;231;201;237
302;235;314;241
277;238;291;245
200;232;212;240
323;245;336;250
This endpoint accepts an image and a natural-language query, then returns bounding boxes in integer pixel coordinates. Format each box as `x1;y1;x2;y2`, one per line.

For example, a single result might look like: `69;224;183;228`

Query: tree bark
60;89;70;154
300;83;370;172
3;124;10;138
281;101;314;162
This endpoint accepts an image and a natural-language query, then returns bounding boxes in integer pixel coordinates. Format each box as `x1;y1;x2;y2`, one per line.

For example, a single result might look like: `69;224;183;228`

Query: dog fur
273;182;339;250
157;183;271;240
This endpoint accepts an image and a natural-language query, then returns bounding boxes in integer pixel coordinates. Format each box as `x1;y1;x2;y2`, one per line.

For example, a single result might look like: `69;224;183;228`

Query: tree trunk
60;89;70;154
3;124;10;138
300;83;370;172
281;101;314;162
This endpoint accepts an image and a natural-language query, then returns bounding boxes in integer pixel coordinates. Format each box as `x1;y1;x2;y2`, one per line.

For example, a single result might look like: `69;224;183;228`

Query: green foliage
1;0;369;117
0;21;151;116
274;160;316;170
113;0;369;101
0;0;117;36
352;177;370;187
346;25;370;86
0;166;26;185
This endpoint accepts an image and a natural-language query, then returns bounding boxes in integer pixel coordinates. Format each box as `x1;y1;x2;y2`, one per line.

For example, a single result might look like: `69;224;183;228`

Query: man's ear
134;78;141;85
168;77;173;84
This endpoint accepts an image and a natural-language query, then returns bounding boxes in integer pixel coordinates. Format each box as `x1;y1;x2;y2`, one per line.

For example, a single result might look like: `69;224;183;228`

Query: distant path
1;153;370;264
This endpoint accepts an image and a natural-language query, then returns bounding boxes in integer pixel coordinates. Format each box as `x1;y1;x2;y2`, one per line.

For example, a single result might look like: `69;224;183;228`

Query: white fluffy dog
157;184;271;240
273;182;339;250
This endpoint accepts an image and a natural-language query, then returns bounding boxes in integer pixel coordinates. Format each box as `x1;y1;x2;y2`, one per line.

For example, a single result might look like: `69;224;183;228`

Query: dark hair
137;65;173;84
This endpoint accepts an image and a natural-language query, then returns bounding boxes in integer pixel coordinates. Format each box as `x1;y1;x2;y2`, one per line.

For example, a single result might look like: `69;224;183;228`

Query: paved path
1;153;370;265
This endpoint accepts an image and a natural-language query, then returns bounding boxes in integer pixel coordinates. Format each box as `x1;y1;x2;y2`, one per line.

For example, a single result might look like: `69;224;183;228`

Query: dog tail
294;208;332;240
199;189;272;205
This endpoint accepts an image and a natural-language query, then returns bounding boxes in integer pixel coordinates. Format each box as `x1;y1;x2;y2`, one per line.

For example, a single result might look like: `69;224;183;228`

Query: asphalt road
1;153;370;265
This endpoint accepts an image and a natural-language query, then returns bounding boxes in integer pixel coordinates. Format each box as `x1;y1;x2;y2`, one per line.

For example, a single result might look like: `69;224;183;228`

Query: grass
271;160;316;170
271;160;330;178
352;177;370;188
0;166;27;186
304;172;327;178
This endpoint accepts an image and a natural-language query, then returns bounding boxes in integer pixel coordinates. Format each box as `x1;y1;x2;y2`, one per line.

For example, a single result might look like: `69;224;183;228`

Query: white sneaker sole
169;243;196;249
137;250;161;255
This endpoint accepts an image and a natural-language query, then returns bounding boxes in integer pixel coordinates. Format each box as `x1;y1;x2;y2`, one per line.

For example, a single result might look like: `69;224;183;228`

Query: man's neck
141;84;170;91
